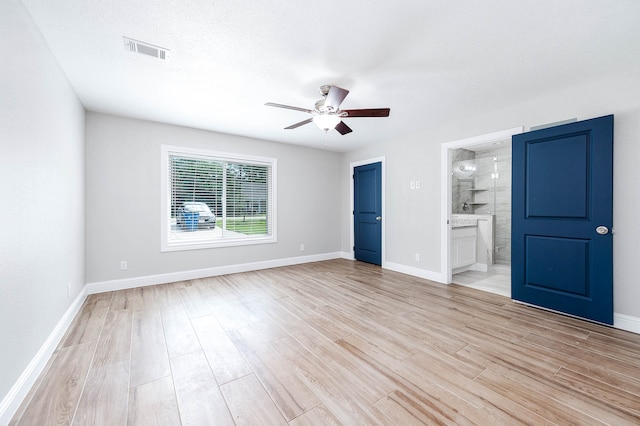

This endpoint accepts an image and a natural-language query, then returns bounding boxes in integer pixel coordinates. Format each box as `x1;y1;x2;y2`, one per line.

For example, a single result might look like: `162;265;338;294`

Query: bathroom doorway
440;127;523;297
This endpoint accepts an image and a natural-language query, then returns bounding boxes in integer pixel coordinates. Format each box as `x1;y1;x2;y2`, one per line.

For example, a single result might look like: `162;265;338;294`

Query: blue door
512;115;613;324
354;162;382;265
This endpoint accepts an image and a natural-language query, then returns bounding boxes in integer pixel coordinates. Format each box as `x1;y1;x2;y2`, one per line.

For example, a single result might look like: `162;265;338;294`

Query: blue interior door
512;115;614;325
354;162;382;265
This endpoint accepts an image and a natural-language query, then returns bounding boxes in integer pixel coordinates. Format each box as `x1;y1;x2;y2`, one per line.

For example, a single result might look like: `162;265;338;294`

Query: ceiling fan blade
335;121;353;135
324;86;350;111
265;102;313;114
285;118;313;129
342;108;390;118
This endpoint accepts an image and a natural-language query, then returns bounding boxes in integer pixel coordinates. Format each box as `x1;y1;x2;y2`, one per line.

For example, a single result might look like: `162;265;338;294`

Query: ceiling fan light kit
265;85;390;135
312;114;342;131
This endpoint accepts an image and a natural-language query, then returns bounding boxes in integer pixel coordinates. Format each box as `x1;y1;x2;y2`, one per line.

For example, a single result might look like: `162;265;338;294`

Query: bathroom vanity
451;224;477;269
451;214;495;273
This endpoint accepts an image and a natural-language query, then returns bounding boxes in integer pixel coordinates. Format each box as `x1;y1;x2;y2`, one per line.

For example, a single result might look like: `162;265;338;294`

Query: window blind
164;147;275;250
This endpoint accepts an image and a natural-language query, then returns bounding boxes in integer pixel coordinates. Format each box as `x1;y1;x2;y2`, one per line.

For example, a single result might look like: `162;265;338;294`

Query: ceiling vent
123;37;169;60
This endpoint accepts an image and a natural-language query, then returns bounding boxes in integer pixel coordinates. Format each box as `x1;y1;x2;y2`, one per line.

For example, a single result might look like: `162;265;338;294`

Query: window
161;145;276;251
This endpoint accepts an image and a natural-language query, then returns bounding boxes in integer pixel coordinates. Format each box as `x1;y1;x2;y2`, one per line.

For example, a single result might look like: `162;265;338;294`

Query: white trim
349;157;386;267
0;288;87;425
440;127;523;284
468;263;489;273
384;262;445;283
339;251;354;260
86;252;342;294
614;313;640;334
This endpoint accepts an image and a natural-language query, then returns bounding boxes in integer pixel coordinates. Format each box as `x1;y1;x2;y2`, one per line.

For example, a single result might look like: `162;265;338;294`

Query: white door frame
440;127;523;284
350;156;386;267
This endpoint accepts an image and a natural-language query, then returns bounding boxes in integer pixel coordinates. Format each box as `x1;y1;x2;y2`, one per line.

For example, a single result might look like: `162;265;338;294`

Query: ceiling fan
265;85;390;135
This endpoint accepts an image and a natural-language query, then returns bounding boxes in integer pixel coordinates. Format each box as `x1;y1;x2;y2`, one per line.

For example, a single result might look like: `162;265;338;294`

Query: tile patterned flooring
12;260;640;424
452;263;511;297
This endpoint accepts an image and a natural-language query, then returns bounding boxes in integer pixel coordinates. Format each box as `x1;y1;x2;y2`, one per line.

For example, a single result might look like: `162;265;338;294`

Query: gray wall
451;148;475;214
341;70;640;320
0;0;85;404
85;113;342;283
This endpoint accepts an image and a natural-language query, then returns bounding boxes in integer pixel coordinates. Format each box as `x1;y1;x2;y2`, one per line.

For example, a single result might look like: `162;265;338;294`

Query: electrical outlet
120;260;128;270
415;253;420;262
300;244;305;251
410;181;416;190
415;180;420;189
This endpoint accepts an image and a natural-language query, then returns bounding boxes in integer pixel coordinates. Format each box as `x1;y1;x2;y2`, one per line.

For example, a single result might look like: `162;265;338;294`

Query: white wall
0;0;85;415
342;69;640;322
85;113;343;284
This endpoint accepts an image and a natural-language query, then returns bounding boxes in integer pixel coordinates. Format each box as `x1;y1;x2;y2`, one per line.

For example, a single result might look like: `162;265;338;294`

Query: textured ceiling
21;0;640;152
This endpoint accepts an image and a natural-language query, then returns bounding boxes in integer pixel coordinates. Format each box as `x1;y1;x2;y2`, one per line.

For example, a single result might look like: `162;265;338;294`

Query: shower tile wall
451;148;475;213
473;145;512;263
451;145;512;264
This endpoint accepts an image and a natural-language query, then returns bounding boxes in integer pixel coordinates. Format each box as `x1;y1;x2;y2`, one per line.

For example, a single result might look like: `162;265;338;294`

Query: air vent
123;37;169;60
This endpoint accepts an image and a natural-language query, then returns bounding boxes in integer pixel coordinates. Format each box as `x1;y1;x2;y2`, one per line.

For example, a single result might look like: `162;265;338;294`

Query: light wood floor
11;259;640;425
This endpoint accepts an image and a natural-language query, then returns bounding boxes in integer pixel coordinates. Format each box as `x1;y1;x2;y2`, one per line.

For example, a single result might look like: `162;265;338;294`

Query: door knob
596;226;609;235
376;216;382;221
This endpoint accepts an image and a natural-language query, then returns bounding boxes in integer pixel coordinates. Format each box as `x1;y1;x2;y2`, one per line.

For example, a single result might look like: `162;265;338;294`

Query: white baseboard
452;263;488;275
0;288;87;425
614;313;640;334
384;262;446;283
5;254;638;426
386;262;640;336
86;252;343;294
469;263;488;273
2;252;342;424
339;251;354;260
